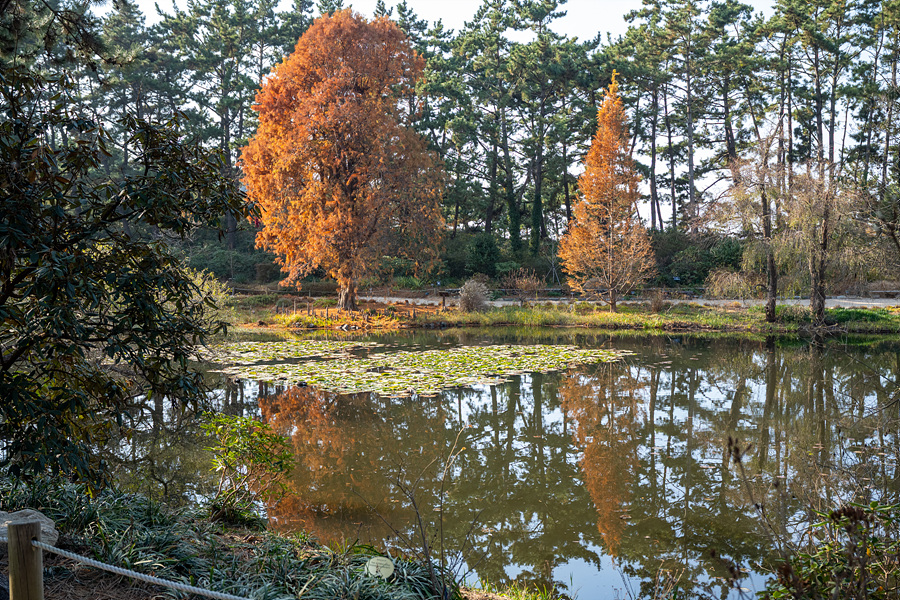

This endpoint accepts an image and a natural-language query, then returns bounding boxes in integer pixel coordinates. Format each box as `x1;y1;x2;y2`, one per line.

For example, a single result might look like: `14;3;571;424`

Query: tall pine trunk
649;86;660;230
502;113;521;253
810;204;829;326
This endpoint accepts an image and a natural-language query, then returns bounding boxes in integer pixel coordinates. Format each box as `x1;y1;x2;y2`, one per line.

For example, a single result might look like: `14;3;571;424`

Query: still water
112;329;900;599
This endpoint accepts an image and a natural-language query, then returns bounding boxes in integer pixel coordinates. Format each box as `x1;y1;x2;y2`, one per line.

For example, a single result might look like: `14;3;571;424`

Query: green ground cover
0;478;457;600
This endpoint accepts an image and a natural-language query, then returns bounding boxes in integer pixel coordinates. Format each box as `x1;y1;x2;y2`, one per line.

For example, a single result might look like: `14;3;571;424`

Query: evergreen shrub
466;234;500;277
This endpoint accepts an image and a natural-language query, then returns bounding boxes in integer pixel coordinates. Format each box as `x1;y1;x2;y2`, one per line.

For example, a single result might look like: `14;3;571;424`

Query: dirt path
361;294;900;309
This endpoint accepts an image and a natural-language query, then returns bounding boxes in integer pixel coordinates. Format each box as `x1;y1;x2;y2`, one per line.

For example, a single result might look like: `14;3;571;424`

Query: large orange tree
558;73;653;312
241;10;443;310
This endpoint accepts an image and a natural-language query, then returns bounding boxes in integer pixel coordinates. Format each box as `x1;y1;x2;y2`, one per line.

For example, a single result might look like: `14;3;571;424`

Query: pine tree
278;0;314;55
316;0;344;16
374;0;392;18
510;0;568;255
453;0;522;249
558;73;654;312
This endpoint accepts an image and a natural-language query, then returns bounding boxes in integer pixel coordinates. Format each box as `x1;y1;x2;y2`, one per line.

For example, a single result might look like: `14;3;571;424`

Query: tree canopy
0;0;247;483
5;0;900;327
242;10;444;310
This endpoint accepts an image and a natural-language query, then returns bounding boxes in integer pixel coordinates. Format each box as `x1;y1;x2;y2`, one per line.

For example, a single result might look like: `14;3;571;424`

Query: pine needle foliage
558;72;654;312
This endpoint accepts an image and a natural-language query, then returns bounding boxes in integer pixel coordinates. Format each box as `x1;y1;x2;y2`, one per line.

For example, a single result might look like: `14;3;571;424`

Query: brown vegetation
558;74;654;312
242;10;443;311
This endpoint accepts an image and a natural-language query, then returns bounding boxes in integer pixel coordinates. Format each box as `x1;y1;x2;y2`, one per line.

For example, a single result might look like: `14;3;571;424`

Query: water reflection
106;331;900;599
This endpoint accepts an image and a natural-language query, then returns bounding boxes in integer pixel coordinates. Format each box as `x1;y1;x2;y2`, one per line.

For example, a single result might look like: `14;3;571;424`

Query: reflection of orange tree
561;363;644;556
258;386;386;542
258;385;450;546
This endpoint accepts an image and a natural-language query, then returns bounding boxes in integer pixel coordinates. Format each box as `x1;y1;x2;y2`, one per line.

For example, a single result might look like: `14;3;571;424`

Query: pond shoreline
232;299;900;336
9;331;896;600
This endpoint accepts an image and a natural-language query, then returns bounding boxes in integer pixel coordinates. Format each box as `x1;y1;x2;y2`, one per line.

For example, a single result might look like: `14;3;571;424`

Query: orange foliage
561;366;644;556
258;385;450;545
558;73;654;312
259;386;395;540
241;10;444;310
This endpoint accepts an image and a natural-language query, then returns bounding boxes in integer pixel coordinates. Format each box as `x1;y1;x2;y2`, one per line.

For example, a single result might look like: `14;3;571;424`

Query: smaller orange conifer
558;71;654;312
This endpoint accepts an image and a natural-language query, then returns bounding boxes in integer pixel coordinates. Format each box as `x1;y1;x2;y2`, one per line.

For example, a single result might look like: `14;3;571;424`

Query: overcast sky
129;0;774;43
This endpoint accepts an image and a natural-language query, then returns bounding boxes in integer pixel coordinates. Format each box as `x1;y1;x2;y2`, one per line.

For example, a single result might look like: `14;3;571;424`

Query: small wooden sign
365;556;395;579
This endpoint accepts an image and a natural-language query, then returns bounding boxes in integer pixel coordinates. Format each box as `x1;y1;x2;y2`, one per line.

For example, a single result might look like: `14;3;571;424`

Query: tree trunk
530;97;547;256
452;179;460;236
813;46;824;166
338;280;358;311
663;81;677;229
486;146;498;234
766;245;777;323
502;113;521;254
723;77;737;166
883;49;897;200
810;264;826;325
649;86;659;231
786;53;794;214
562;135;572;223
762;186;777;323
531;153;543;255
810;206;828;326
685;44;697;233
222;101;237;253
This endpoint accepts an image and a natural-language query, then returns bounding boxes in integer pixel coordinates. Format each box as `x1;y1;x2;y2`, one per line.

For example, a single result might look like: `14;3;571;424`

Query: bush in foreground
0;477;460;600
763;502;900;599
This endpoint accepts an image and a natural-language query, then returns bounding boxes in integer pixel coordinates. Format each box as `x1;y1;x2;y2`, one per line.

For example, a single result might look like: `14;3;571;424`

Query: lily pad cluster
204;339;384;363
208;340;627;397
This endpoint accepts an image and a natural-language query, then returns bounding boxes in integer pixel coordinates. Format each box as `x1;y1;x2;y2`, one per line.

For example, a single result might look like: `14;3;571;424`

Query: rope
30;539;252;600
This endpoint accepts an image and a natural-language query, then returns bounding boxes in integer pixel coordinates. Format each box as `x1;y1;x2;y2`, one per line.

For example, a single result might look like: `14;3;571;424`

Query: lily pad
204;339;383;363
208;342;628;397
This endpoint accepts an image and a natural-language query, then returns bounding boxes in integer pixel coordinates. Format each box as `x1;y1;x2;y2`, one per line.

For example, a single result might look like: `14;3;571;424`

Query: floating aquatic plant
204;339;384;363
207;341;627;397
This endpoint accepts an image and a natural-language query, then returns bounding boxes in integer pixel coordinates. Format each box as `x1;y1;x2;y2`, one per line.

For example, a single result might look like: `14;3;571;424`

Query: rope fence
2;523;252;600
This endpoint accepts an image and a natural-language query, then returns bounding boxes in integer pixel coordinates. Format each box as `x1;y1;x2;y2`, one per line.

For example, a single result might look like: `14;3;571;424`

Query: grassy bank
415;302;900;334
225;294;900;335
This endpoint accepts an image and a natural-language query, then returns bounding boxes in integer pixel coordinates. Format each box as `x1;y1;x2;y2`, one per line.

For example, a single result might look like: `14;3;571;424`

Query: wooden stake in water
8;521;43;600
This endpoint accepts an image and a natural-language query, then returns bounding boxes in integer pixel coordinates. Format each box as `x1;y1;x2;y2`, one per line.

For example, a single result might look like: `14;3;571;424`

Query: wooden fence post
8;521;43;600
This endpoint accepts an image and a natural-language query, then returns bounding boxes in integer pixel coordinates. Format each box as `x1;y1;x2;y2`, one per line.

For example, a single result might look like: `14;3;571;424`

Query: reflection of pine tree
245;335;900;596
561;363;644;556
450;374;604;593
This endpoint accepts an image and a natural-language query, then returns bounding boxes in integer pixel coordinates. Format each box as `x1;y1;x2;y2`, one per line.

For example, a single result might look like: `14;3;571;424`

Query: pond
110;329;900;599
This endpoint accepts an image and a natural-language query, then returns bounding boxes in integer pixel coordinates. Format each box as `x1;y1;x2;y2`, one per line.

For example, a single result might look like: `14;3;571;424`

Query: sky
131;0;775;43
